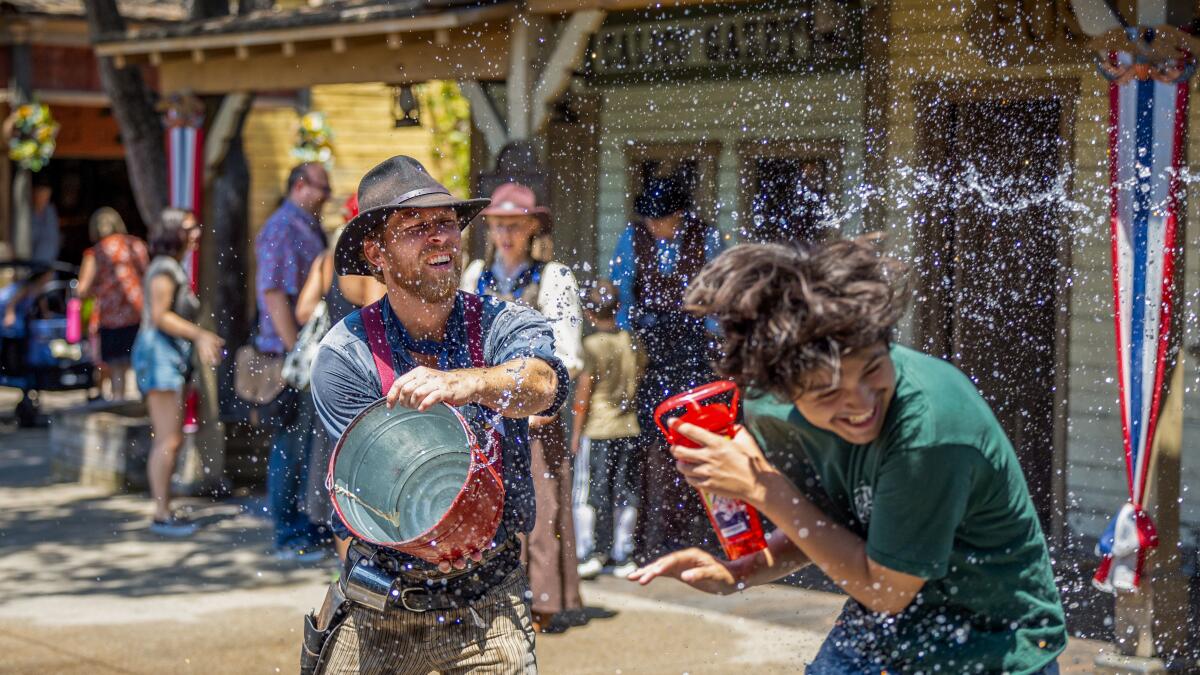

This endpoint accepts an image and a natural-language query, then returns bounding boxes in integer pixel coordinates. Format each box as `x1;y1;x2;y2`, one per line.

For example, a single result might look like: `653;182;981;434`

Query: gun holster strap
300;580;349;675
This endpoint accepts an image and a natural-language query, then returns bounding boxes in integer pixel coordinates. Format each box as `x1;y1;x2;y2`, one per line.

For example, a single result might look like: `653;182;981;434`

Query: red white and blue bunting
163;95;205;431
1094;51;1187;593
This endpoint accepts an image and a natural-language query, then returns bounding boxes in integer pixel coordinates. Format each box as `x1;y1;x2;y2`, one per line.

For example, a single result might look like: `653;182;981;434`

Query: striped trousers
314;569;538;674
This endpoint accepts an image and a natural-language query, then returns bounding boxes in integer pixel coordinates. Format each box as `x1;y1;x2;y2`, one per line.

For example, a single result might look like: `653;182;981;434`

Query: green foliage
416;81;471;197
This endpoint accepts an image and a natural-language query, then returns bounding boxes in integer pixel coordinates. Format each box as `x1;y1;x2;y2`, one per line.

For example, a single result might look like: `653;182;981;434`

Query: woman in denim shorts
132;209;224;537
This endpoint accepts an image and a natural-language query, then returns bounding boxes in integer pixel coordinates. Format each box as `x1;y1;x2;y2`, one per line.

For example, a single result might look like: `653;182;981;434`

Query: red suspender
361;294;487;397
361;300;395;396
463;293;485;368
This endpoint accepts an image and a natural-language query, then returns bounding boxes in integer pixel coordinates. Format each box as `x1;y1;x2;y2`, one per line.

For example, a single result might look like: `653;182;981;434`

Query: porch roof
91;1;516;92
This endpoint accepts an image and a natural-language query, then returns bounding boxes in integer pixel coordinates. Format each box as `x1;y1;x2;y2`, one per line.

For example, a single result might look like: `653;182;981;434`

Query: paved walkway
0;391;1112;673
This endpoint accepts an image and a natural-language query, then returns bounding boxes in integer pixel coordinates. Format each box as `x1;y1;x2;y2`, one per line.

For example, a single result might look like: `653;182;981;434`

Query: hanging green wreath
292;111;334;165
4;103;59;172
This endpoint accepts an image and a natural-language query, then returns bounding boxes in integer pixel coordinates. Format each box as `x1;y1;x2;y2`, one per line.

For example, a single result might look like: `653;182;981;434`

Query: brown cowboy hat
335;156;490;276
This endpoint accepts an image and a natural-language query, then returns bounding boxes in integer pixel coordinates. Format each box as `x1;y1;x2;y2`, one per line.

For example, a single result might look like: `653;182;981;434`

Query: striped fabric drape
1093;52;1187;593
166;123;205;431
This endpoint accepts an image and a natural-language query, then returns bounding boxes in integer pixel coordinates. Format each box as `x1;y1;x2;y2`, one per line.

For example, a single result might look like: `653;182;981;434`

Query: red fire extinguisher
655;381;767;560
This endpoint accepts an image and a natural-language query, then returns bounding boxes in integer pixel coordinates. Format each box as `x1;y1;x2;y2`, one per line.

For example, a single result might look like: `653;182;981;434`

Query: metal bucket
328;400;504;564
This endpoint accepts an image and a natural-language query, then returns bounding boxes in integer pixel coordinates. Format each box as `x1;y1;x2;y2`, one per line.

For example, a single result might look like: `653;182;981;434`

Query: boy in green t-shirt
628;240;1066;674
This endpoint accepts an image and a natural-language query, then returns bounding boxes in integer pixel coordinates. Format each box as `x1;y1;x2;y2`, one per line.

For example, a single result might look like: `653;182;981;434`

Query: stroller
0;261;94;426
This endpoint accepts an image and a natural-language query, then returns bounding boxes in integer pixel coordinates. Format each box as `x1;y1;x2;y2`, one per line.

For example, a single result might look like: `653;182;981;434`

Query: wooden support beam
159;25;509;93
507;15;531;141
459;80;507;159
861;0;890;235
530;9;606;134
204;92;253;184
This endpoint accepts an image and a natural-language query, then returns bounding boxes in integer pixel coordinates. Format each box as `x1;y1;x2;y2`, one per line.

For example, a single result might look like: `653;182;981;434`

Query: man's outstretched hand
626;547;744;595
386;366;483;411
438;550;485;574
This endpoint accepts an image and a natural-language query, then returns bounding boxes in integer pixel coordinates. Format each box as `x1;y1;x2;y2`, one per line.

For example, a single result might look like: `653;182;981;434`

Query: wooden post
9;41;33;259
507;15;530;141
860;0;890;236
1097;360;1190;674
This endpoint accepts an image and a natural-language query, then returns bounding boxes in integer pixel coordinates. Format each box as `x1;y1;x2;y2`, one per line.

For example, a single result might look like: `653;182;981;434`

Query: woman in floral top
77;207;149;401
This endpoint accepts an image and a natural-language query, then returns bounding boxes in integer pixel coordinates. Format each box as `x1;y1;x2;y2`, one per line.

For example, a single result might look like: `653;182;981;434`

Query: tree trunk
211;108;253;353
82;0;168;230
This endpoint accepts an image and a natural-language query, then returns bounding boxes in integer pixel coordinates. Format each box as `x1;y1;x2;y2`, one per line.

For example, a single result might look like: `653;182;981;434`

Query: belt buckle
399;587;430;613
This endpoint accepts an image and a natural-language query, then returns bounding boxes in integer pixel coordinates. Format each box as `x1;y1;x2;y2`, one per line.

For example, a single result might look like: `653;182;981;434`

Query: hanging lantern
391;85;421;128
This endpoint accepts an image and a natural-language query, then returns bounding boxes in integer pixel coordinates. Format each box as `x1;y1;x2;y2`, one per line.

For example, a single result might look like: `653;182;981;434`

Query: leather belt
342;536;521;613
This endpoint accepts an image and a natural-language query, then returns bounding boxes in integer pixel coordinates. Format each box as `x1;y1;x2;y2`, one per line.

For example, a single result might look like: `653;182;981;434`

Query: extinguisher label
707;494;750;537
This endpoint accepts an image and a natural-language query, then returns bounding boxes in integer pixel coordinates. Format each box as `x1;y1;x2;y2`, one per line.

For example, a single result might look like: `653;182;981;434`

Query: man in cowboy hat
609;172;724;564
304;157;568;673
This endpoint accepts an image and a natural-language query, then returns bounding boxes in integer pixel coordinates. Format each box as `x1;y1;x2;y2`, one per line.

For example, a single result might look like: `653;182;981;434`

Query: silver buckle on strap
399;587;430;613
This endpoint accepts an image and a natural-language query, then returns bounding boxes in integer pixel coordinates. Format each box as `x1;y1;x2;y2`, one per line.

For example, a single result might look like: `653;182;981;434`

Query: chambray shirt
608;223;724;331
310;292;570;550
254;200;326;353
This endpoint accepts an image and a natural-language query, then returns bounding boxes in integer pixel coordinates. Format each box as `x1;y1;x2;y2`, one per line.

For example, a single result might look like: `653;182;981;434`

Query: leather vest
632;215;707;312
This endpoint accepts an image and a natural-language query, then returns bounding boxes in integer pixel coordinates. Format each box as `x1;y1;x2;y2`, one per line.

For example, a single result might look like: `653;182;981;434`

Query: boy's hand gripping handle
654;380;741;445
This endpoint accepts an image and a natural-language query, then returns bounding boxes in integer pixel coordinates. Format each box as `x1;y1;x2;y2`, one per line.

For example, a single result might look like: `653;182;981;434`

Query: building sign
587;3;862;82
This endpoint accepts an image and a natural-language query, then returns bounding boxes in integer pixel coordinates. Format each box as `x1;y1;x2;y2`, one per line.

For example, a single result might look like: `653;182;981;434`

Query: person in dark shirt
304;156;567;674
608;174;723;562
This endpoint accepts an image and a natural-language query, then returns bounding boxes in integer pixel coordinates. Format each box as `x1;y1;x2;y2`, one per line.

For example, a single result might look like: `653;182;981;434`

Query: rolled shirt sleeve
484;303;571;418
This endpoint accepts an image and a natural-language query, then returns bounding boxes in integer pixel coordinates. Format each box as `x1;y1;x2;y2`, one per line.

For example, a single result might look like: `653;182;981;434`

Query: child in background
572;282;642;579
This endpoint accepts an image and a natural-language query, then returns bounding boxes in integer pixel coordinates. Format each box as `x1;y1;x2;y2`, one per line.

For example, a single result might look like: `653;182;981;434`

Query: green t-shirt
745;345;1065;675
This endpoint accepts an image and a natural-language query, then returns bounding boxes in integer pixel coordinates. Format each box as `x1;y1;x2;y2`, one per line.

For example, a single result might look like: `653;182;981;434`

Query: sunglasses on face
305;179;332;195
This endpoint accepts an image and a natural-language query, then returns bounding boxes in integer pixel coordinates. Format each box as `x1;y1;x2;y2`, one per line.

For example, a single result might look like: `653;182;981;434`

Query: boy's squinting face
792;343;895;445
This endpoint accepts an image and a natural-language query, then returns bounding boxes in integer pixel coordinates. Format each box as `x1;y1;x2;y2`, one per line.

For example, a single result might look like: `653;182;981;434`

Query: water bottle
655;381;768;560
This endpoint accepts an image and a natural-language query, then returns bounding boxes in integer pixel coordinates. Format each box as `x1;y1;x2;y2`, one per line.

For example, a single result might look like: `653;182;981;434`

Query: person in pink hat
462;182;584;632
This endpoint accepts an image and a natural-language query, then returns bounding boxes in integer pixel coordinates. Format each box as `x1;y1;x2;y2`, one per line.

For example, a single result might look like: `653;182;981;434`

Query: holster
300;580;349;675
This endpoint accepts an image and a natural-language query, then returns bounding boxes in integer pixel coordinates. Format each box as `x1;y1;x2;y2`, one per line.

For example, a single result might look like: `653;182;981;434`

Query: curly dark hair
684;238;909;399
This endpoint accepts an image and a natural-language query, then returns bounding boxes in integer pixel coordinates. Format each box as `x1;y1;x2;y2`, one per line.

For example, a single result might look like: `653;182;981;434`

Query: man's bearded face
366;207;463;303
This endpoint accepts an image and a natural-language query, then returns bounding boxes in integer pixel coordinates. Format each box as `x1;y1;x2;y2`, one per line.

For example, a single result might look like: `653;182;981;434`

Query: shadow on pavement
0;424;330;605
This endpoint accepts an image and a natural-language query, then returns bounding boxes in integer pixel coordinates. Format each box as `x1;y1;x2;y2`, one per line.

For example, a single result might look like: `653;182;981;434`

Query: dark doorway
737;140;842;245
745;156;832;243
38;158;146;266
915;90;1072;537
